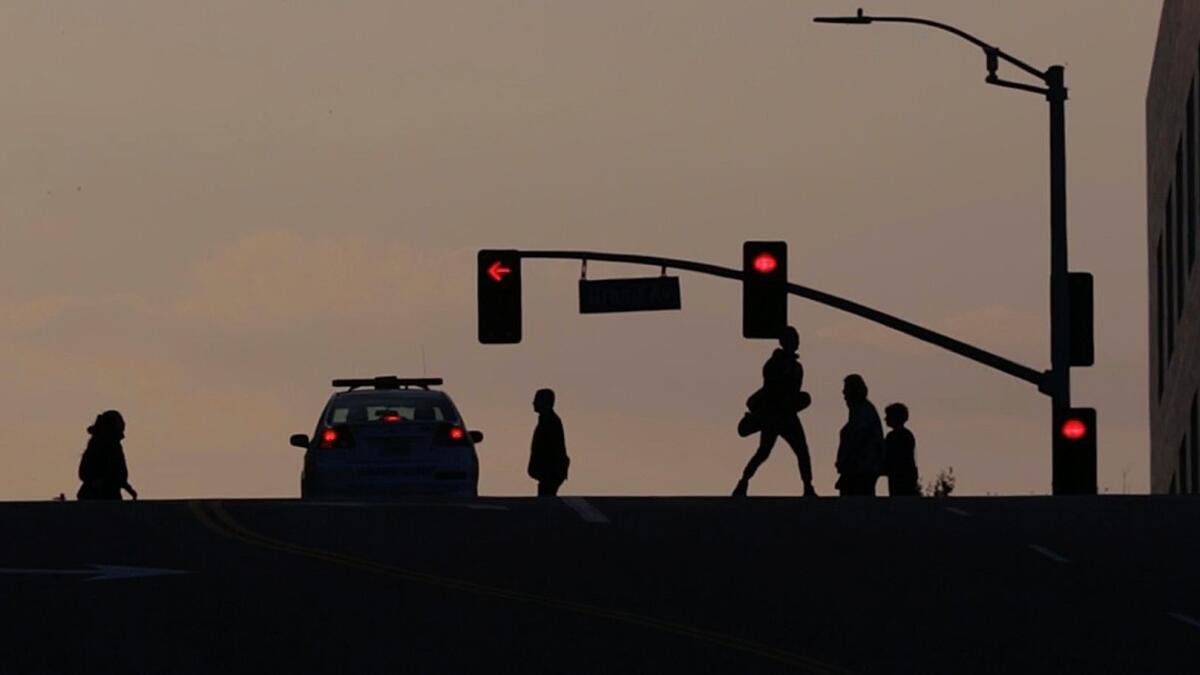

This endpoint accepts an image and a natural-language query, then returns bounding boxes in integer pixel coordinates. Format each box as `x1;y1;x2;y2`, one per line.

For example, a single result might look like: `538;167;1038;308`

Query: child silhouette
883;403;919;496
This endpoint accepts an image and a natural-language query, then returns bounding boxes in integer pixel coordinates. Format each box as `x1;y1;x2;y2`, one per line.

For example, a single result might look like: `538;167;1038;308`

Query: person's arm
836;422;851;472
842;408;874;473
115;451;136;500
78;451;94;483
529;419;546;480
553;416;567;455
902;431;917;469
548;416;568;481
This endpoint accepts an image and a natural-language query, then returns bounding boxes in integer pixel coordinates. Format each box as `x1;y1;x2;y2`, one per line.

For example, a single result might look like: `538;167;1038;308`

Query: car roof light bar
331;376;445;391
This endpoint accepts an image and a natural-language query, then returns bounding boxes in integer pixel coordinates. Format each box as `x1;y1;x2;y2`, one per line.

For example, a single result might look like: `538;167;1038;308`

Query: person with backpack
77;410;138;501
733;326;816;497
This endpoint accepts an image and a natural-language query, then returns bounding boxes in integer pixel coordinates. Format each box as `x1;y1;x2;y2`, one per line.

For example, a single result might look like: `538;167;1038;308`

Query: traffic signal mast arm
518;249;1047;392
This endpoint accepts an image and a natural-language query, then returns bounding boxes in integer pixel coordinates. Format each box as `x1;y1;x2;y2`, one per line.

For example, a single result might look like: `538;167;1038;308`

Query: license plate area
378;438;411;456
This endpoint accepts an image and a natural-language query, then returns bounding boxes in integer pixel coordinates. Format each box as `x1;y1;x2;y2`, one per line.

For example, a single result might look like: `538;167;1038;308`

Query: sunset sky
0;1;1160;499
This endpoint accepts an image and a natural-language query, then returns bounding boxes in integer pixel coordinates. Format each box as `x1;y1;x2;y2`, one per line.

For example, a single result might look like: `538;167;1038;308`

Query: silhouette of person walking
528;389;569;497
883;403;920;496
76;410;138;501
734;326;816;497
835;375;884;496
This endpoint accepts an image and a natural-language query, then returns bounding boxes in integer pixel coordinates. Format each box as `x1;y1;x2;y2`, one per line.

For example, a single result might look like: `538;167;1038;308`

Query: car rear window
326;396;458;424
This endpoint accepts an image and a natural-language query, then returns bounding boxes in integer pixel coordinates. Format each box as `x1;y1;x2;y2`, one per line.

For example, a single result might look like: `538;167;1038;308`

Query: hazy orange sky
0;1;1160;499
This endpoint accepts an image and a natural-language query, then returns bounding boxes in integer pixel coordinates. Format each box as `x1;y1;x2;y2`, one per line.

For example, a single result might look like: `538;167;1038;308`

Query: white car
290;377;482;499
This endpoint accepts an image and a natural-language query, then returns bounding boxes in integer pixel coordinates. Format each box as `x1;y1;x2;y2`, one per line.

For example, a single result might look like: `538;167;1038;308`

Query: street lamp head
813;8;872;25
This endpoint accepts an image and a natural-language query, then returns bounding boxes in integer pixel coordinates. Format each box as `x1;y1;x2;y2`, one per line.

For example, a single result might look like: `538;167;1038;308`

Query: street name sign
579;277;681;314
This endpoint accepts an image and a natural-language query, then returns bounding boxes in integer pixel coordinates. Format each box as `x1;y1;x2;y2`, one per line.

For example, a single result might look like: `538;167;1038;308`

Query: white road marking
945;507;972;517
0;564;190;582
563;497;610;524
1028;544;1071;564
1168;612;1200;631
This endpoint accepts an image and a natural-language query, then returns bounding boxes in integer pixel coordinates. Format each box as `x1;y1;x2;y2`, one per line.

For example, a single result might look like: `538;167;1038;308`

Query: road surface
1;496;1196;674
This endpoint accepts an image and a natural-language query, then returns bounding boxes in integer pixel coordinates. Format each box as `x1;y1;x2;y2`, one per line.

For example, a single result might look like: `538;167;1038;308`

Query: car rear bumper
302;466;478;499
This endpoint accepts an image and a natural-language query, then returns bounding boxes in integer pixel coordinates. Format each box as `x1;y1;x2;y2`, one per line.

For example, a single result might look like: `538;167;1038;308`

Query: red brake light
449;427;465;440
319;427;353;450
383;414;401;423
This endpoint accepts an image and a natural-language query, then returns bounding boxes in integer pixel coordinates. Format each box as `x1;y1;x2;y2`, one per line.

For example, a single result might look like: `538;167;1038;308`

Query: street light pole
815;9;1075;486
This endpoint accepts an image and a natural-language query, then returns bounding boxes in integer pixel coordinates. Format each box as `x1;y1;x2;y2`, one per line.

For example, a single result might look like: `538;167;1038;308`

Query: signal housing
742;241;788;339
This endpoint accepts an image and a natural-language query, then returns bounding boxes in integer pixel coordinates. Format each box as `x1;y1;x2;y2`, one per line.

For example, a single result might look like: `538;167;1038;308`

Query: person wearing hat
77;410;138;501
734;326;816;497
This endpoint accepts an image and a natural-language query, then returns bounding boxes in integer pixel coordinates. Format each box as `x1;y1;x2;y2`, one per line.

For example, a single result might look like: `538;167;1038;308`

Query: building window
1188;85;1196;271
1177;142;1186;316
1159;237;1166;399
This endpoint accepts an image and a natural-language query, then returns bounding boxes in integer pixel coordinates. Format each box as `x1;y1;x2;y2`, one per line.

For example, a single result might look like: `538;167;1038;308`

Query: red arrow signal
488;261;512;282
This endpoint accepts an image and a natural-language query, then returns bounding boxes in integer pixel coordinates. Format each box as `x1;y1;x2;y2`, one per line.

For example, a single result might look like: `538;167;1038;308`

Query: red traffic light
753;253;779;274
488;260;513;282
1060;418;1088;441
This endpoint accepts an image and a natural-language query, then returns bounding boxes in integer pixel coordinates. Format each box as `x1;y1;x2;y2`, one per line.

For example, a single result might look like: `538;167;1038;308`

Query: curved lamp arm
815;8;1052;95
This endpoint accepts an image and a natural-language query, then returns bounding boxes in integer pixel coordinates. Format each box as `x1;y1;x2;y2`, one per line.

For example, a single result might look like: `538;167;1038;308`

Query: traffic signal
1053;407;1096;495
1069;272;1094;367
477;249;521;344
743;241;788;339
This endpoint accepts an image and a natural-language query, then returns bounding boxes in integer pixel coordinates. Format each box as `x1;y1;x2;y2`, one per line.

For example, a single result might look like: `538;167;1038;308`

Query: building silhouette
1148;0;1200;494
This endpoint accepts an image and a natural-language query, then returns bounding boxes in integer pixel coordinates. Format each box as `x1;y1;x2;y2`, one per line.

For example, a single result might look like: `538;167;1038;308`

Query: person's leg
864;475;877;496
837;475;852;496
741;430;778;480
779;418;814;493
843;475;872;496
903;470;921;496
735;429;779;495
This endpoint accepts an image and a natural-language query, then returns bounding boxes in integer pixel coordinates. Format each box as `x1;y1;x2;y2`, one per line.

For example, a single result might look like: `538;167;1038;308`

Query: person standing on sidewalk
528;388;569;497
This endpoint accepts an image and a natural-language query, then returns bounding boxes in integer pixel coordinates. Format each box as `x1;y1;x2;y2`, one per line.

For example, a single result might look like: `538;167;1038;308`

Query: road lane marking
188;500;851;674
945;507;972;517
562;497;610;524
1168;612;1200;631
1028;544;1071;564
0;564;190;582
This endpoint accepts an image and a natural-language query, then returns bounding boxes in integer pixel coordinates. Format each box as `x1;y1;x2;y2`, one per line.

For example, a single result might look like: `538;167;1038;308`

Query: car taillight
438;423;470;446
319;425;354;449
